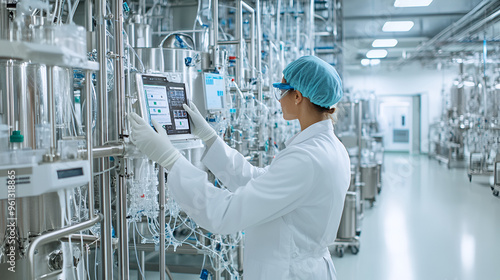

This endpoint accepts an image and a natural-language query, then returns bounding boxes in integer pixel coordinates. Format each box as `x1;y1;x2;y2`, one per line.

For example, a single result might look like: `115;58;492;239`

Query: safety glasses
272;83;294;101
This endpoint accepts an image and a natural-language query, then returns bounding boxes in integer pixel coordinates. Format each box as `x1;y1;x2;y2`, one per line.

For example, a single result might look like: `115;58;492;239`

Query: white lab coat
168;119;351;279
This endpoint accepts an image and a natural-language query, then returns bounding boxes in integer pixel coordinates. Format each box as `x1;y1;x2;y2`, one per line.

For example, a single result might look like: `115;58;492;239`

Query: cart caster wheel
493;190;499;197
356;231;361;237
378;187;381;194
337;247;344;258
350;246;359;255
468;175;472;182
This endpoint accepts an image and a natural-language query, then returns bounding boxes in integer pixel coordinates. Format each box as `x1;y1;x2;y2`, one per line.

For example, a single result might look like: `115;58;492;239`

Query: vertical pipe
159;166;166;280
236;1;243;88
357;102;362;172
47;66;56;158
276;0;281;43
249;6;255;78
85;70;95;217
114;0;125;138
118;160;129;280
19;64;29;148
85;0;93;31
212;0;219;48
113;0;128;275
295;17;300;55
99;161;113;280
96;0;113;277
139;251;145;280
85;0;94;52
310;0;314;54
256;0;262;102
5;60;14;134
0;0;8;40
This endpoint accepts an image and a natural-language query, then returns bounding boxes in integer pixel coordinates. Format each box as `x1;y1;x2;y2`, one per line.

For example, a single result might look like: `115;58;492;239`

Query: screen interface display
142;75;191;135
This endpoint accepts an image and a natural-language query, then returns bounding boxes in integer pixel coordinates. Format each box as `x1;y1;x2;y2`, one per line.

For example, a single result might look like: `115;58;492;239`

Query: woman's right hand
183;103;217;142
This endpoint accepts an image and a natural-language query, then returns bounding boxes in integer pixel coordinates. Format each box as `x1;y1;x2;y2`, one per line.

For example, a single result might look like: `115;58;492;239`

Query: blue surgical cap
283;56;343;108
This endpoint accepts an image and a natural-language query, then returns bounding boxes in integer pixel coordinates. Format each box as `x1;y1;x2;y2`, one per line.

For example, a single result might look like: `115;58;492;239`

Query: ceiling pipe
399;0;500;63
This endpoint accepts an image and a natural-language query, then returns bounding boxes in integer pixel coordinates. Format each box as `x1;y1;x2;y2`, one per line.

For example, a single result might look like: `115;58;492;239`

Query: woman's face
280;77;298;120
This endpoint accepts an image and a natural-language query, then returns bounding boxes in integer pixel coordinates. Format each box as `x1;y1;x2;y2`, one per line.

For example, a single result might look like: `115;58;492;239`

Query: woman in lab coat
129;55;351;279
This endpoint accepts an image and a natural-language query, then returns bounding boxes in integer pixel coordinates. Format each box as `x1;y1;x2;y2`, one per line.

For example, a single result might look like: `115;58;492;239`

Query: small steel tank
360;163;379;204
337;192;357;240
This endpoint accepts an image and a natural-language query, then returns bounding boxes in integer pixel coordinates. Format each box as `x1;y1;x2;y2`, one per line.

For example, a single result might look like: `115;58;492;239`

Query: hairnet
283;56;343;108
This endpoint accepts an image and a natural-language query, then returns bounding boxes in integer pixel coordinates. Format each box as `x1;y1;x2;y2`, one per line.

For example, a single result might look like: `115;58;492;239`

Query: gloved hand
182;103;217;142
128;113;181;170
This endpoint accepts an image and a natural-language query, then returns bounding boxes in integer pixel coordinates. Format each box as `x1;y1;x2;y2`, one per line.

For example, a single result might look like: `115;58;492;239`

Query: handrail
28;214;103;279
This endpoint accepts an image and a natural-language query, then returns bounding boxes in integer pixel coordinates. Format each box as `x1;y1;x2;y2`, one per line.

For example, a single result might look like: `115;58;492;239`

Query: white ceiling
342;0;488;65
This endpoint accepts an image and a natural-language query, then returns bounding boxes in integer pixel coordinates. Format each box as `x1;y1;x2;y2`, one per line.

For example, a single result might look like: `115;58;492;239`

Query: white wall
344;62;459;153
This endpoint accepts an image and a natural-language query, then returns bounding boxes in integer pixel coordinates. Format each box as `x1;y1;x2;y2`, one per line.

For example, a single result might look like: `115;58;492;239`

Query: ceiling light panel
361;59;381;66
382;21;414;32
372;39;398;48
394;0;433;7
361;59;370;66
366;50;388;59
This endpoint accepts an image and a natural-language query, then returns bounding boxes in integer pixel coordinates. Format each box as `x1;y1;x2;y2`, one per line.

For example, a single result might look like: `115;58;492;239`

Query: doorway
377;95;421;153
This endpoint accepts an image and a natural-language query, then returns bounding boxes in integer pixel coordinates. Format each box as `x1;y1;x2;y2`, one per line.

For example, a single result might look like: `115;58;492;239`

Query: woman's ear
295;90;303;105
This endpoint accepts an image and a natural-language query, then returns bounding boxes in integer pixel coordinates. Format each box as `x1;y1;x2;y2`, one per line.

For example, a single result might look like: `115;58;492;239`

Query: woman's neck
298;113;329;131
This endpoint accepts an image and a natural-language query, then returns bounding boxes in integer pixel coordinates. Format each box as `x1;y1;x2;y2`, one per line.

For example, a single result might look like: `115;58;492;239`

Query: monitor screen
142;75;191;135
203;73;225;110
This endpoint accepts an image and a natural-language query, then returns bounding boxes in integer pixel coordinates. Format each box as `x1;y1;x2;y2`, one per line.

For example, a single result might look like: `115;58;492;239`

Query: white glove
128;113;181;170
182;103;217;142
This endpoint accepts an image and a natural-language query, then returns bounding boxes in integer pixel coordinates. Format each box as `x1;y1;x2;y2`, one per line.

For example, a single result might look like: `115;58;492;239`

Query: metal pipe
212;0;219;48
449;8;500;42
85;0;93;31
256;0;262;101
403;0;497;62
241;1;254;13
28;214;103;279
248;2;256;78
118;159;129;280
295;17;300;56
92;143;125;158
96;0;113;277
99;158;113;280
85;70;95;217
236;1;243;88
139;251;145;280
153;29;207;35
0;0;8;40
159;166;166;280
309;0;314;54
60;234;100;243
276;0;281;42
357;101;362;173
218;40;241;45
113;0;125;138
47;66;56;158
5;60;14;135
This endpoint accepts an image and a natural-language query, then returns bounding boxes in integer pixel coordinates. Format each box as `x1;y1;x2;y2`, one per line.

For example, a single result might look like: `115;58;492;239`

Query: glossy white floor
333;153;500;280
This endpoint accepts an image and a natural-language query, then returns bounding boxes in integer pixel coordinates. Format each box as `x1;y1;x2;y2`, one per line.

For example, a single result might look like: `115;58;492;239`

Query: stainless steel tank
0;60;73;149
377;162;382;193
132;48;210;105
337;192;356;240
449;79;465;117
360;163;378;201
125;15;153;48
0;59;75;270
348;166;356;192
